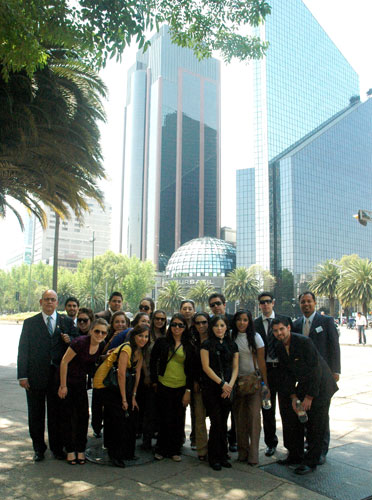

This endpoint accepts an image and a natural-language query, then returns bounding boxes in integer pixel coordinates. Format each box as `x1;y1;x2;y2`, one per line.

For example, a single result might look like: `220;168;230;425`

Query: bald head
40;290;58;315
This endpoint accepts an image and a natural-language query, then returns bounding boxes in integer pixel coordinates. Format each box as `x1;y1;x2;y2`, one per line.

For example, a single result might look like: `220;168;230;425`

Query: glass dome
165;237;236;278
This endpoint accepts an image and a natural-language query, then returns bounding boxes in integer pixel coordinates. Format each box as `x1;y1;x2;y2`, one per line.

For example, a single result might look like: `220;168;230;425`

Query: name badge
315;326;323;333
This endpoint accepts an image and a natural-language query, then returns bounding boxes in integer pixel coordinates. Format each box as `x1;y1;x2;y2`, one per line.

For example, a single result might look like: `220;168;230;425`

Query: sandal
67;452;77;465
77;453;86;465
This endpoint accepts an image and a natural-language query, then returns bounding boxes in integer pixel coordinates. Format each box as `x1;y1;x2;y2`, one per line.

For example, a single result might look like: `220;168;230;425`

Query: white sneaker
172;455;182;462
154;453;164;460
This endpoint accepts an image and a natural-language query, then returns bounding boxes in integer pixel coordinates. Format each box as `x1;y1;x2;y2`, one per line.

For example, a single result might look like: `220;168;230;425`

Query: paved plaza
1;324;371;500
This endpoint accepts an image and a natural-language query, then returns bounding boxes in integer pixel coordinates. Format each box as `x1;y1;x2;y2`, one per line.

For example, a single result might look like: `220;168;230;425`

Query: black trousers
60;383;89;453
91;388;104;435
262;365;282;448
26;365;64;454
203;386;231;465
280;395;330;467
102;388;137;460
155;383;186;457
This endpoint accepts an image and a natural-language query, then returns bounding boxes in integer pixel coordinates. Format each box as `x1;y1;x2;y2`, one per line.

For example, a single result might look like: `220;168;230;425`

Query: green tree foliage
309;259;340;317
158;280;184;314
0;252;155;313
187;280;215;311
0;0;271;79
225;266;260;309
273;268;299;317
0;48;107;228
337;256;372;316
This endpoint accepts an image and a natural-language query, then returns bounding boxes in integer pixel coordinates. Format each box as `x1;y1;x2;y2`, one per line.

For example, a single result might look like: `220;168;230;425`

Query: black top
200;337;238;385
68;335;105;386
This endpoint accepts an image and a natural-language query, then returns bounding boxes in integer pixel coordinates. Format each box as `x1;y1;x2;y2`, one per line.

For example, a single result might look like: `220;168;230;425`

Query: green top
159;345;186;388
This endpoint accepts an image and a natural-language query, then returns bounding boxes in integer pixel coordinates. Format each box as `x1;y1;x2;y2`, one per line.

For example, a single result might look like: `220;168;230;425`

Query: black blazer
17;312;77;389
276;333;338;406
292;312;341;374
150;337;194;390
254;313;290;359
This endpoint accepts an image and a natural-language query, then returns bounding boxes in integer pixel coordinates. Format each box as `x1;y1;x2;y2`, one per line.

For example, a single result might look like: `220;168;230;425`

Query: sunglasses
210;301;223;307
139;305;150;311
92;329;107;335
154;317;166;321
170;322;186;329
195;320;208;325
259;299;273;304
77;318;89;324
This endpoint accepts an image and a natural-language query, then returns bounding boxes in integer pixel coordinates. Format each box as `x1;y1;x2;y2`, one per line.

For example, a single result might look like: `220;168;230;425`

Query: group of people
17;288;340;476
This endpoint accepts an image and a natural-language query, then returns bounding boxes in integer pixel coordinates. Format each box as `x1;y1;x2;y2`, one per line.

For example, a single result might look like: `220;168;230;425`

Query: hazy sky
1;0;372;267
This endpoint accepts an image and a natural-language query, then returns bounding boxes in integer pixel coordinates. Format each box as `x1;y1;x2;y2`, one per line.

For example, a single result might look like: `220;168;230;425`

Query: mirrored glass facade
237;0;361;284
238;0;360;272
122;26;220;270
166;237;236;278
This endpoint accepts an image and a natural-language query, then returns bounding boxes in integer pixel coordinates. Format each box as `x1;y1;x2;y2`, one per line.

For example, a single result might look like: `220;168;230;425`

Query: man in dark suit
95;291;123;322
271;318;338;475
254;292;289;457
17;290;77;461
292;291;340;462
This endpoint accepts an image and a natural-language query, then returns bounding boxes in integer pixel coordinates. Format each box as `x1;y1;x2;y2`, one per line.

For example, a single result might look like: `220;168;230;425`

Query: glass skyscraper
237;0;361;280
121;26;220;270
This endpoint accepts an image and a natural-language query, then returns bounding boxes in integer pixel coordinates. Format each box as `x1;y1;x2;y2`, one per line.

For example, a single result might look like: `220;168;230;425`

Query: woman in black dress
200;314;239;470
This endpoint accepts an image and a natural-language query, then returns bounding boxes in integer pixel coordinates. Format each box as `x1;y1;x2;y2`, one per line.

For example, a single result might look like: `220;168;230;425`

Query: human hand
132;396;139;411
19;379;30;390
222;382;232;396
58;386;68;399
61;333;70;344
301;396;312;411
333;373;340;382
182;391;191;407
122;399;128;411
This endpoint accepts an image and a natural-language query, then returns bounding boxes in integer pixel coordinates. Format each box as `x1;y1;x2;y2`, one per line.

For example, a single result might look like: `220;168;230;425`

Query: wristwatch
219;380;225;388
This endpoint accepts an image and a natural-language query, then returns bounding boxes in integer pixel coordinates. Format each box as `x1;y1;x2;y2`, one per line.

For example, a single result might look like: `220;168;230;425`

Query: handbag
236;355;261;396
103;343;135;396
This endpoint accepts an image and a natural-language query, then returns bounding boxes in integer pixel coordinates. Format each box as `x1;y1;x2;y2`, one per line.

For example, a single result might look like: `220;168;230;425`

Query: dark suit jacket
276;333;338;406
17;312;77;390
95;309;112;323
292;312;341;374
254;313;290;359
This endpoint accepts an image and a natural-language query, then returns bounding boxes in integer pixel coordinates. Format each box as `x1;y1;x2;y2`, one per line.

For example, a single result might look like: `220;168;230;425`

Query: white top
356;315;367;326
235;332;264;376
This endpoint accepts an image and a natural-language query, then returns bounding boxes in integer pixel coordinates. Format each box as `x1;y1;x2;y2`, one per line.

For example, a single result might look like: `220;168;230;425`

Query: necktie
303;318;310;336
47;316;54;336
266;318;276;359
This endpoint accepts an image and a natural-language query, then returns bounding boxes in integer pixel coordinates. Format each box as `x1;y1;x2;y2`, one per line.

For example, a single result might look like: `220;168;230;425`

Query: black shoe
229;443;238;453
211;462;222;471
110;458;125;468
265;447;276;457
317;455;326;465
33;451;45;462
53;451;66;460
294;464;316;475
221;460;232;468
277;456;302;465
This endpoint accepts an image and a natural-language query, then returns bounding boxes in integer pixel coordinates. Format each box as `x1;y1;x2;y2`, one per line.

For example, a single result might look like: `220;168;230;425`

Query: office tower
121;26;221;270
33;199;111;268
237;0;360;275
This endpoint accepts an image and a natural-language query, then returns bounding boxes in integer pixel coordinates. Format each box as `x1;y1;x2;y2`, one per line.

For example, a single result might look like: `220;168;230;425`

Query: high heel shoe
67;452;77;465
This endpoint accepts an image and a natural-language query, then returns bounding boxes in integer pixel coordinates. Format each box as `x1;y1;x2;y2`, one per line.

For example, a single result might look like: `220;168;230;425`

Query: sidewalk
1;342;371;500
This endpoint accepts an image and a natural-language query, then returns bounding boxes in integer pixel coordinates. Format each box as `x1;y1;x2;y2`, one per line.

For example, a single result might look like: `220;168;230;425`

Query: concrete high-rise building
237;0;361;276
121;26;221;270
34;199;111;269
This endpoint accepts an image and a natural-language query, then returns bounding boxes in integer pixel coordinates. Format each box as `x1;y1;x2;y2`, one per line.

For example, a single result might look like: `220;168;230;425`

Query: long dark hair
127;324;150;362
149;309;167;341
191;312;210;345
208;314;235;354
106;311;128;343
231;310;257;354
166;313;190;352
131;311;150;327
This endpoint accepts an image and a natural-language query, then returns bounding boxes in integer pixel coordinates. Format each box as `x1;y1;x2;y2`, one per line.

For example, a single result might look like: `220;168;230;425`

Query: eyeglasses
92;329;107;335
210;301;222;307
195;320;208;325
154;317;166;321
259;299;273;304
170;322;186;329
43;298;57;302
77;318;89;324
139;305;150;311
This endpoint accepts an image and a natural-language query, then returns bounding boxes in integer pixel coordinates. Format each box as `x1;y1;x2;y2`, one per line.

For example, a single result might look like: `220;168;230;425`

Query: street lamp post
91;231;95;311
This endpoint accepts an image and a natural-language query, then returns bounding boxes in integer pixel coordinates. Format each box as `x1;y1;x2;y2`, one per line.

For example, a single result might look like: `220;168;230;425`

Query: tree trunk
329;297;335;317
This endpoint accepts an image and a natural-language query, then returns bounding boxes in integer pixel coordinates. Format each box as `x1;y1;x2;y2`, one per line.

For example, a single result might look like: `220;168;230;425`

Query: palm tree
310;259;340;317
157;281;184;314
337;257;372;316
0;48;107;228
188;281;215;311
225;267;260;310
